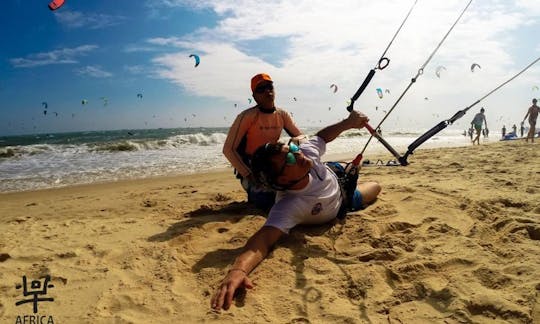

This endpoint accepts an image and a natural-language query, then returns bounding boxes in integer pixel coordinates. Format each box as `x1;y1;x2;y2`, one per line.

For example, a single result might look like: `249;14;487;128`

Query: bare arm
211;226;284;310
523;107;531;121
315;110;369;143
281;110;303;137
223;113;252;177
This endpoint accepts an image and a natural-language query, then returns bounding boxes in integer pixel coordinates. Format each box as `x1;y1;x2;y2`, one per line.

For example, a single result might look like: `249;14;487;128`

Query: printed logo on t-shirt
311;202;322;215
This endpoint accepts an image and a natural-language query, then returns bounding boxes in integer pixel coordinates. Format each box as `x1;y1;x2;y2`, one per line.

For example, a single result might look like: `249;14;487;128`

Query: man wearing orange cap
223;73;303;210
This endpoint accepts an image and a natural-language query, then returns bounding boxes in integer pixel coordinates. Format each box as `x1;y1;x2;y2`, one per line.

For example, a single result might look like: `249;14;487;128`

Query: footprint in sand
472;266;512;289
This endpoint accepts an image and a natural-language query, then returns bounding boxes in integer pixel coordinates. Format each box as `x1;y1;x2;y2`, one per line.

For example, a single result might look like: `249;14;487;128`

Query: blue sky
0;0;539;136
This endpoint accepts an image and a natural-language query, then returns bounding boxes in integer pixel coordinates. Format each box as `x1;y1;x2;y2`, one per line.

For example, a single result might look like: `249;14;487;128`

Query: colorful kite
48;0;65;11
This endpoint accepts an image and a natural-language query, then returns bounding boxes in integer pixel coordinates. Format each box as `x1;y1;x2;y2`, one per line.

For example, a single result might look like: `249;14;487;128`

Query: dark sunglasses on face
254;83;274;94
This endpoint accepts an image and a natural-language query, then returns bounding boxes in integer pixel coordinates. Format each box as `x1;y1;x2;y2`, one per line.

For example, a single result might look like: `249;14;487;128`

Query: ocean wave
387;131;422;136
0;144;57;158
0;148;16;158
169;132;227;146
88;132;228;152
0;132;229;158
90;142;139;152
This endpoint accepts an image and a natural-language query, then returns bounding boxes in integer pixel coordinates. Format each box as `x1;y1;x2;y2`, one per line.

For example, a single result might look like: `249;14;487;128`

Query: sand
1;140;539;323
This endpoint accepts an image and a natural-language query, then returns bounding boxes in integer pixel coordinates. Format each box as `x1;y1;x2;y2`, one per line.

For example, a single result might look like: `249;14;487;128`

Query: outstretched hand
211;270;254;311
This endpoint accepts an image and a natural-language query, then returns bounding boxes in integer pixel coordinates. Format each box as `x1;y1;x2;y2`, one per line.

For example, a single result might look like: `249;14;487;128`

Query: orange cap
251;73;272;92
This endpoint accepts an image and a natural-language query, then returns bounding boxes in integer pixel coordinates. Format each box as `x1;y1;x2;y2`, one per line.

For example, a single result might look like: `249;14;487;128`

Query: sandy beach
1;140;539;323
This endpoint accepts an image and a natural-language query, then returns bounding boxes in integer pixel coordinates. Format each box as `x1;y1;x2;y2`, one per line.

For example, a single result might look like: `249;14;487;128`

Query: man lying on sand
211;110;382;310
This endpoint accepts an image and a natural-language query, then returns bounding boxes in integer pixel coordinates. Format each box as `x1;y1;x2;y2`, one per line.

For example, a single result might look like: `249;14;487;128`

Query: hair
251;142;284;190
480;108;485;113
533;98;538;104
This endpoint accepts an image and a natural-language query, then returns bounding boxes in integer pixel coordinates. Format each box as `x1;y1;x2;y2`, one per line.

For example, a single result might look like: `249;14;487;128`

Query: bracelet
228;268;247;275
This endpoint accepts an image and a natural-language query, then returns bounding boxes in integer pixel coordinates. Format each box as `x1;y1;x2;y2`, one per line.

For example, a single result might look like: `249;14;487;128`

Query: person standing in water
471;108;488;145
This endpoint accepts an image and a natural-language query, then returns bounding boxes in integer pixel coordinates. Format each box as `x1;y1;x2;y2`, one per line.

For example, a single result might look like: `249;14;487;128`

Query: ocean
0;126;477;193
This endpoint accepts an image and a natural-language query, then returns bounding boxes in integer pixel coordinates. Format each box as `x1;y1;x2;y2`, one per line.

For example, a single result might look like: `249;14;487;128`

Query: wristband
228;268;247;275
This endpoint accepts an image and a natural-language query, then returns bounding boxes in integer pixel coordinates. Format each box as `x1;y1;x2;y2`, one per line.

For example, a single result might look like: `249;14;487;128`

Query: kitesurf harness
318;0;419;214
325;162;359;219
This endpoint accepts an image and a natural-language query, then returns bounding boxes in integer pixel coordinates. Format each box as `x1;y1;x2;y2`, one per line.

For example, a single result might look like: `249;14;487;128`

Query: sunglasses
254;83;274;94
274;140;301;178
285;142;300;165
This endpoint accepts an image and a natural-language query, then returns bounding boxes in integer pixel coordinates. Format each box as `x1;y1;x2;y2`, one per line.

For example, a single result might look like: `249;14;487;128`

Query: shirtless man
523;98;539;143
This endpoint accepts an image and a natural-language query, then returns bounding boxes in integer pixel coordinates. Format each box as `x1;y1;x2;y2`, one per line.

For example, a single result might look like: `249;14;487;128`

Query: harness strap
325;162;359;219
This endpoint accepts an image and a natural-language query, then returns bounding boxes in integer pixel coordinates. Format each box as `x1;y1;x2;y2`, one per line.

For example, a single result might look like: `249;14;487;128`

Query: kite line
346;0;419;112
357;0;474;158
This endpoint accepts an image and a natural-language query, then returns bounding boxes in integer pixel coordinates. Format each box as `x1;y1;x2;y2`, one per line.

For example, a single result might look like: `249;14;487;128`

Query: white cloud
148;0;540;128
516;0;540;14
10;45;98;68
75;65;113;78
124;65;148;75
54;10;127;29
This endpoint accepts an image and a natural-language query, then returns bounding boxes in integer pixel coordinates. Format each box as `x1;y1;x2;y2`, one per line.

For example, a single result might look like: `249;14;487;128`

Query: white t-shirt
264;136;343;234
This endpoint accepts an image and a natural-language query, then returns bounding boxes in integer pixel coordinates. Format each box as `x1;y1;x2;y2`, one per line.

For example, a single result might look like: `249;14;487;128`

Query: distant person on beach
471;107;488;145
211;110;381;311
468;127;473;140
523;98;539;143
512;124;517;135
502;125;506;138
223;73;303;210
520;122;525;137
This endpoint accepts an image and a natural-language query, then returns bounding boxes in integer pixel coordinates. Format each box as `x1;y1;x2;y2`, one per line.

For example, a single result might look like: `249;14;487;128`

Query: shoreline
0;128;476;193
0;136;476;195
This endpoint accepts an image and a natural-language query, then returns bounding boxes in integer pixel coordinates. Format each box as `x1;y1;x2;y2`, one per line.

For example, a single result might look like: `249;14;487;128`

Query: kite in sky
100;97;108;106
376;88;383;99
470;63;481;72
48;0;65;11
330;84;338;93
435;65;446;78
189;54;200;67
